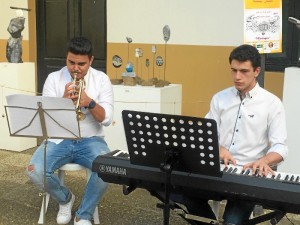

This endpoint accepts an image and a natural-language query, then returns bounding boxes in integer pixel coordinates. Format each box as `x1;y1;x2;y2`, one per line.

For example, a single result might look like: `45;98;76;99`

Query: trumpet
72;72;86;121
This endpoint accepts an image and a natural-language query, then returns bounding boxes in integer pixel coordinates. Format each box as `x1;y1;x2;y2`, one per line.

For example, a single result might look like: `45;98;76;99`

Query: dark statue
6;16;25;63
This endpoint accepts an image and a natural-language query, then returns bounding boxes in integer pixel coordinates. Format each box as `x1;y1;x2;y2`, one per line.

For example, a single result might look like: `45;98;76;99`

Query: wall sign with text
244;0;282;54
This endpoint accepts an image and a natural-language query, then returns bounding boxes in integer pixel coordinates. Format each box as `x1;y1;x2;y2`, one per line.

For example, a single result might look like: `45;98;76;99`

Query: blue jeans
223;199;255;225
26;136;110;220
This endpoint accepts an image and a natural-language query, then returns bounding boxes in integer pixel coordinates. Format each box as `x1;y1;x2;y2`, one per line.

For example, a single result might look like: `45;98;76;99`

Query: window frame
265;0;300;72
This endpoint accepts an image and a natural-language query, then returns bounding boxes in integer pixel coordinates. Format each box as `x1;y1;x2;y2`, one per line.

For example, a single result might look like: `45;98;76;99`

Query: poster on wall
244;0;282;54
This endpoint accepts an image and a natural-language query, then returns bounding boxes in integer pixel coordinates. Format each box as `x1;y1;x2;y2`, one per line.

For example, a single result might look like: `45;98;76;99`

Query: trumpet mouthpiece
72;72;78;82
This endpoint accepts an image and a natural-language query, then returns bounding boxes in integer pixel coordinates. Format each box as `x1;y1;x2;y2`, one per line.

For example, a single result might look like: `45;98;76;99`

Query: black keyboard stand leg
160;148;179;225
243;210;285;225
270;211;285;225
122;185;136;195
161;164;172;225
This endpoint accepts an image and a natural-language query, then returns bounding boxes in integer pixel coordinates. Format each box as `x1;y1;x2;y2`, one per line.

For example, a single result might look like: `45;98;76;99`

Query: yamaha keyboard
92;149;300;216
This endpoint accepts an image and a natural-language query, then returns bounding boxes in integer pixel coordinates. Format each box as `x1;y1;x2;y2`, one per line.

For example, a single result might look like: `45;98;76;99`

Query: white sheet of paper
5;94;80;139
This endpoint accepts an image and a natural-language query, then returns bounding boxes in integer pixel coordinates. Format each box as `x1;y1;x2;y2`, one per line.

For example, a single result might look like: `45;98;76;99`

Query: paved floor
0;148;299;225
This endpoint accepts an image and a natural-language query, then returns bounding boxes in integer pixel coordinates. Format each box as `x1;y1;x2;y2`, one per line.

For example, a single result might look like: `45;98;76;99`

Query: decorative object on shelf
162;25;171;86
144;45;158;85
138;48;143;77
123;62;136;86
111;55;123;85
112;55;122;68
163;25;171;42
123;77;137;86
6;8;28;63
155;54;170;88
126;37;132;43
146;58;150;78
125;61;134;72
156;56;164;66
155;56;165;87
126;36;132;60
141;78;155;86
288;17;300;67
122;37;136;86
140;58;153;86
135;48;140;76
135;48;145;85
151;45;156;79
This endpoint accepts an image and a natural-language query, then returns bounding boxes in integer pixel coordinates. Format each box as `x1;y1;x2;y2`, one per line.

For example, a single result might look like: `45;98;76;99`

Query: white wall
107;0;244;46
280;67;300;174
0;0;29;40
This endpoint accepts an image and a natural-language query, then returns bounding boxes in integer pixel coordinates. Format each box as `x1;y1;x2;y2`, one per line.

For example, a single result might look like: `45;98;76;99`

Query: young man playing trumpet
26;37;114;225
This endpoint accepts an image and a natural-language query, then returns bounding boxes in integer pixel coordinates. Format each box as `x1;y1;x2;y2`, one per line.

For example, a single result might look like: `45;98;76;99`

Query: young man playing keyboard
179;44;288;225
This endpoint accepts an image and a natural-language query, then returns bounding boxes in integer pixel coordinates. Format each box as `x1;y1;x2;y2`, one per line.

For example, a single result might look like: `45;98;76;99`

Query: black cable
284;214;295;225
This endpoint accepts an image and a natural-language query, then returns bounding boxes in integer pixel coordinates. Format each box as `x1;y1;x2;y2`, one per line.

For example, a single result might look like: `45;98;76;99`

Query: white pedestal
279;67;300;173
104;84;182;152
0;62;37;152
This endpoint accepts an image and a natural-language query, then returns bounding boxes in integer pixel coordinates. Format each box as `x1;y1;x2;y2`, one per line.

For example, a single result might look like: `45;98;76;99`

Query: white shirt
206;83;288;166
43;66;114;142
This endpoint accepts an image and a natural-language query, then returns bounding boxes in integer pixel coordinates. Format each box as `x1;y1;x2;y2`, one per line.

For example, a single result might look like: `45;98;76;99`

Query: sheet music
5;94;80;139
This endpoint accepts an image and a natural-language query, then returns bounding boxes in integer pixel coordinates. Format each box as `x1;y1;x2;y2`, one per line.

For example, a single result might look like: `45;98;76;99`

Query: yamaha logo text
99;164;127;176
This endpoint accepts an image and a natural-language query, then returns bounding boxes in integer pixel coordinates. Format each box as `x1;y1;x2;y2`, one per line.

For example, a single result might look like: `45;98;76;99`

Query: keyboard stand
244;210;285;225
152;191;219;225
174;208;219;225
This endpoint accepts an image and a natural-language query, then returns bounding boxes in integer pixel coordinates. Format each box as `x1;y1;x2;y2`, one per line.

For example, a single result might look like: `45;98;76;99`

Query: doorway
36;0;107;94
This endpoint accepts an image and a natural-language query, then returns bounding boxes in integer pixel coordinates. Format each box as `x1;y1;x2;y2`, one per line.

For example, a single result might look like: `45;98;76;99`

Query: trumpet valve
77;112;86;121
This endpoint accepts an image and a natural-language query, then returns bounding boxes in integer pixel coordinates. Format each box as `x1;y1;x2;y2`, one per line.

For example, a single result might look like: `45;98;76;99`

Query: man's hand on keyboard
243;158;275;177
219;146;236;167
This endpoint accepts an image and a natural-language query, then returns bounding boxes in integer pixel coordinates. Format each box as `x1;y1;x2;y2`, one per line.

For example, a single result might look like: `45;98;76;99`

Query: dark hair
67;36;93;59
229;44;261;70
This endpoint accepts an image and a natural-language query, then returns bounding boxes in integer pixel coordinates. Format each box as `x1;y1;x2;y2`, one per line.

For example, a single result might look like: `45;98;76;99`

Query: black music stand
122;110;221;225
5;94;80;225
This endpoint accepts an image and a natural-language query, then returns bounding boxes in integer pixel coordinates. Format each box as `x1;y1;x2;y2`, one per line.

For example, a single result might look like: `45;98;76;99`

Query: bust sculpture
6;10;25;63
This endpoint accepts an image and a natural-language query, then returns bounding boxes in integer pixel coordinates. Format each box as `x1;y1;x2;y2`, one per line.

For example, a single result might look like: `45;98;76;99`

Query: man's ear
255;66;261;78
89;56;94;65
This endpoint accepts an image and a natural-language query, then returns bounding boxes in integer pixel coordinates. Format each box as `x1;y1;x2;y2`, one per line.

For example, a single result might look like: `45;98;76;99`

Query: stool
38;163;100;224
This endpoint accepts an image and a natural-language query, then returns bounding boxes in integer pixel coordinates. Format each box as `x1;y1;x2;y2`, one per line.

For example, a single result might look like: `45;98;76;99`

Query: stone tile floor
0;148;299;225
